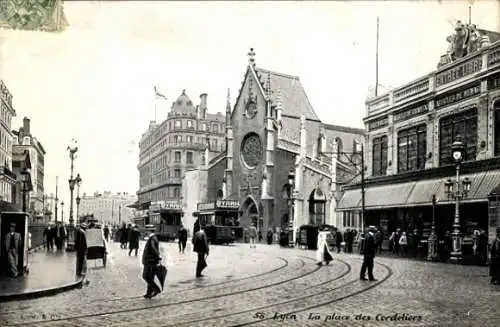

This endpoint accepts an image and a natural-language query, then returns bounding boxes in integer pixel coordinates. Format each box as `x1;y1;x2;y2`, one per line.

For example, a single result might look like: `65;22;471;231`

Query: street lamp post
61;201;65;223
75;174;82;224
444;136;472;263
67;140;78;226
287;168;296;247
427;194;439;261
54;176;59;223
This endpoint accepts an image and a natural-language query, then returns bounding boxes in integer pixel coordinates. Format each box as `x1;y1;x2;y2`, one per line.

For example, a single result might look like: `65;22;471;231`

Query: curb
0;277;83;302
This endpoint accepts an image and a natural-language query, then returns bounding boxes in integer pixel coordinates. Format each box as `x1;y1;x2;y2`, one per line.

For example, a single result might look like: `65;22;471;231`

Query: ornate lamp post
287;168;296;247
75;174;82;223
67;140;78;226
60;201;65;223
444;136;472;263
427;194;439;261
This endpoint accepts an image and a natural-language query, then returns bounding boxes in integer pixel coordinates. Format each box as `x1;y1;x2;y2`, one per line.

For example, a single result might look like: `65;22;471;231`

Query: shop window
397;124;427;173
372;135;388;176
439;108;477;166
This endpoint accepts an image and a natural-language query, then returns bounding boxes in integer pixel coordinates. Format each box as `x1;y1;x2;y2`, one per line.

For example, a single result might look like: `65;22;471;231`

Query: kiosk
0;212;30;276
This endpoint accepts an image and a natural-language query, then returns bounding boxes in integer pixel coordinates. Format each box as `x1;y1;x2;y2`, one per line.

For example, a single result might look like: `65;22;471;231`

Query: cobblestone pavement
0;242;499;327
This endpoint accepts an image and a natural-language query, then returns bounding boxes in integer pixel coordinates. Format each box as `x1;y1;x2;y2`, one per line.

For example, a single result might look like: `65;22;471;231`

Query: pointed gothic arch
308;187;327;226
239;196;260;228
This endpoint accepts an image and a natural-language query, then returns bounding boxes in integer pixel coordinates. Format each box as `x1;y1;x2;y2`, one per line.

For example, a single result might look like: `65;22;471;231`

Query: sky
0;0;498;217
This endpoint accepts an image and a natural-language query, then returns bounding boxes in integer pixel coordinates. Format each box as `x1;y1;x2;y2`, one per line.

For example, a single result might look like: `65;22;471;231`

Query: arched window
495;100;500;156
308;188;326;226
335;137;343;156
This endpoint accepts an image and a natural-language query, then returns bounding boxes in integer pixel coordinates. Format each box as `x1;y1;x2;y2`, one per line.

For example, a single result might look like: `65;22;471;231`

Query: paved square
0;242;499;327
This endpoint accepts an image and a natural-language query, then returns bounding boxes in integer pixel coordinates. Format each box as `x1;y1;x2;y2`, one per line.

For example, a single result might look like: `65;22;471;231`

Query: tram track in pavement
0;255;324;326
0;250;290;313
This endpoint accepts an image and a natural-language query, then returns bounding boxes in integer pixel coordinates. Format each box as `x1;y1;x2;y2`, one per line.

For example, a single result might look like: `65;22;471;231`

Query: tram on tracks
194;199;241;244
148;201;183;241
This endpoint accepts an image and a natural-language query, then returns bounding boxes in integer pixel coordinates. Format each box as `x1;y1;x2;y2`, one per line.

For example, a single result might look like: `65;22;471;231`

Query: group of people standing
118;223;141;256
43;222;67;251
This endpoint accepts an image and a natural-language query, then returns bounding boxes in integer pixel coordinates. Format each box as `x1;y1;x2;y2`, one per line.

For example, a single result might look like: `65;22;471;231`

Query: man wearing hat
490;227;500;285
5;222;22;278
75;223;88;282
360;226;377;281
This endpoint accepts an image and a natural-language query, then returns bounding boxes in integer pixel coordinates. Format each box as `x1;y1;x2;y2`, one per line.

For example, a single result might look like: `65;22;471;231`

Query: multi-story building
337;22;500;244
12;117;46;216
189;50;364;238
0;80;17;202
136;90;226;217
79;191;137;226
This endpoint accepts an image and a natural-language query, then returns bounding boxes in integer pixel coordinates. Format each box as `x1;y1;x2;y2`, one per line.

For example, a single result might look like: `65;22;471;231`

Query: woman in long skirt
316;230;333;266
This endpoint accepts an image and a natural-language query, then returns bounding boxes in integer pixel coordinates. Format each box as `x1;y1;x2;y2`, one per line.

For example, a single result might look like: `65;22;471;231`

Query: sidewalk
0;248;83;302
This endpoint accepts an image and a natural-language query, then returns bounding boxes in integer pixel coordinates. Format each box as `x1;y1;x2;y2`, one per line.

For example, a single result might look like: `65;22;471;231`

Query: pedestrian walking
360;226;377;281
193;227;209;278
103;225;110;242
129;225;141;256
75;223;89;285
4;223;22;278
316;229;333;266
266;228;273;245
178;225;188;253
490;227;500;285
399;232;408;256
335;229;342;253
54;222;66;251
477;230;488;266
142;232;162;298
43;224;54;251
248;223;257;248
119;223;128;249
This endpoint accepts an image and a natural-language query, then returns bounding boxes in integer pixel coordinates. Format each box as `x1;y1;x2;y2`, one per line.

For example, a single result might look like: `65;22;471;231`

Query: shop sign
164;201;181;210
198;202;216;211
216;200;239;209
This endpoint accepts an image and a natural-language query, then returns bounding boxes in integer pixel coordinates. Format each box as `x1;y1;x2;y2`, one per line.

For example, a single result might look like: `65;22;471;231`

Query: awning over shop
337;170;500;211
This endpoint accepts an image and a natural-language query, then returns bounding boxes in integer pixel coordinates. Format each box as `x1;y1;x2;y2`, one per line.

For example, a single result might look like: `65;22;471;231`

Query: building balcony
365;40;500;119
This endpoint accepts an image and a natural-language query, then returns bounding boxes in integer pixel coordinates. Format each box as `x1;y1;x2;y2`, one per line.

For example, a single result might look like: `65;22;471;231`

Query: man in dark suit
142;232;161;298
193;228;209;278
490;227;500;285
43;224;54;251
54;222;66;251
75;223;88;281
5;223;22;277
178;225;188;254
360;225;377;281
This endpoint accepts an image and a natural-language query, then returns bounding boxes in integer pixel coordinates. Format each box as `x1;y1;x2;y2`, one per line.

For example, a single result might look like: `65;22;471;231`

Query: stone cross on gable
248;48;256;66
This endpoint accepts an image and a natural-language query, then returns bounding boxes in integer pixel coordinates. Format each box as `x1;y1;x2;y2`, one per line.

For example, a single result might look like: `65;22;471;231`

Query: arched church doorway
309;188;326;226
239;196;260;229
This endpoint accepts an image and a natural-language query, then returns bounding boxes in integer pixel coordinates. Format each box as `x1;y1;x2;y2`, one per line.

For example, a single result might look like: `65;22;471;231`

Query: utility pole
119;203;121;225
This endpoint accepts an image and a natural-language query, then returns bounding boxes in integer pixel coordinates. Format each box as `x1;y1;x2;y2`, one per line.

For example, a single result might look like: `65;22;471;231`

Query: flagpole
154;87;157;122
468;5;472;25
375;16;379;97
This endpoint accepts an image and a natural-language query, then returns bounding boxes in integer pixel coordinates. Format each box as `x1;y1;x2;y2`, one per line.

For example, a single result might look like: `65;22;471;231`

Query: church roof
171;89;196;113
253;68;320;122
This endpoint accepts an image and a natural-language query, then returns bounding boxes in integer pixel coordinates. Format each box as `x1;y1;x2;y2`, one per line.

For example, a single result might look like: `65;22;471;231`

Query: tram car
195;200;240;244
148;211;181;242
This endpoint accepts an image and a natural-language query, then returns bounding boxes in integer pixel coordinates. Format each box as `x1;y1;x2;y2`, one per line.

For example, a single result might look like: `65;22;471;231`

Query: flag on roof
154;87;168;100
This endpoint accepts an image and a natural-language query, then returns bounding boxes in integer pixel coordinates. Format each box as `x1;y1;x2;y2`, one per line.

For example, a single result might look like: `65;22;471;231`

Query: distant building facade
12;117;46;216
0;80;17;202
337;22;500;243
79;191;137;226
136;90;226;218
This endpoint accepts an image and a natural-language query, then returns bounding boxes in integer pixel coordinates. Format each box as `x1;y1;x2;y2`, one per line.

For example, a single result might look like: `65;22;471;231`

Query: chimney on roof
200;93;207;110
23;117;30;136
